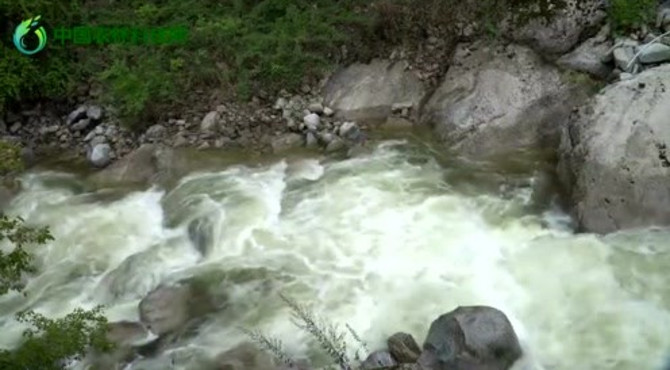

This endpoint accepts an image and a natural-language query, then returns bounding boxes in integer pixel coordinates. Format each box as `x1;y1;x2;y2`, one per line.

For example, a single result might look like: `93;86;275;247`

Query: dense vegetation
0;149;112;369
4;0;654;129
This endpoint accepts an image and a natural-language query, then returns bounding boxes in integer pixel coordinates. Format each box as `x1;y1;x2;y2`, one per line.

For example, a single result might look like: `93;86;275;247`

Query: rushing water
1;137;670;370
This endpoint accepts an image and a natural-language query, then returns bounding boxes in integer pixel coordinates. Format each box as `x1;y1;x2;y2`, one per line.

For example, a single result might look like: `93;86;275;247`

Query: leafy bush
0;141;23;175
608;0;656;33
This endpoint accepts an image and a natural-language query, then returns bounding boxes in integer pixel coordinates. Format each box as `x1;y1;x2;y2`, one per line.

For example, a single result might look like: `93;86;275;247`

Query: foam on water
1;141;670;370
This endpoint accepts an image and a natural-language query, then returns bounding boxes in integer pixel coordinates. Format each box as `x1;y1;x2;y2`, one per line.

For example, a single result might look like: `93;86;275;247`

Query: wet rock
89;144;171;186
338;121;360;141
201;111;220;132
139;282;217;336
88;143;112;167
325;137;346;152
638;43;670;64
67;105;88;125
420;306;522;370
422;42;582;159
388;332;422;363
323;59;425;125
271;133;303;153
215;342;276;370
87;105;103;121
557;26;613;79
72;118;93;132
305;131;318;148
558;64;670;233
318;131;335;145
87;321;149;370
188;215;215;256
361;350;397;369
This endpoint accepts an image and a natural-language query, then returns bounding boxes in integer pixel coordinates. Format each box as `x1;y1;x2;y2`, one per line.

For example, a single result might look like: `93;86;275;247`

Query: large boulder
323;59;426;125
557;25;613;79
88;144;170;186
506;0;606;56
419;306;522;370
422;42;582;159
388;332;422;364
557;64;670;233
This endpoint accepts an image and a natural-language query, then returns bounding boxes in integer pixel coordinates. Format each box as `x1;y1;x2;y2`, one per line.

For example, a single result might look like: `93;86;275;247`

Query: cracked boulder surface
558;64;670;234
421;41;585;160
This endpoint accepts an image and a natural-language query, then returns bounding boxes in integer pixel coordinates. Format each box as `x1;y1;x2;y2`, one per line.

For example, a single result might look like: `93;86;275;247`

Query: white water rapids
1;139;670;370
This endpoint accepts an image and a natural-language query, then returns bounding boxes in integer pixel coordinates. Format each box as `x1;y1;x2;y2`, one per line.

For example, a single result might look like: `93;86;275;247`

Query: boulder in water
388;332;422;363
557;64;670;233
215;342;277;370
419;306;522;370
89;143;112;167
138;281;217;336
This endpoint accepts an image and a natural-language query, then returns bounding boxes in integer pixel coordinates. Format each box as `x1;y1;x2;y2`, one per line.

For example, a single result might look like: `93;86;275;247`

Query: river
1;133;669;370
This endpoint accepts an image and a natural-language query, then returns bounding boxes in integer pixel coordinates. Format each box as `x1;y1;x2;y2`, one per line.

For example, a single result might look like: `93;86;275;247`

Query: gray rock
274;97;288;110
71;118;91;132
200;111;219;132
385;117;414;129
90;135;107;147
271;133;303;153
638;43;670;64
308;102;324;114
9;122;21;134
388;332;422;364
86;105;103;121
323;106;335;116
361;350;397;369
339;121;362;142
323;59;426;124
139;282;216;336
95;125;105;135
325;137;346;152
67;105;88;125
89;144;172;186
657;2;670;32
88;143;112;167
421;306;522;370
318;132;335;145
507;0;606;56
84;130;97;142
305;131;318;148
558;64;670;233
173;134;188;147
613;43;638;72
145;124;166;140
215;342;276;370
422;42;581;159
39;125;60;135
557;26;613;79
620;72;634;80
0;120;6;134
303;113;321;131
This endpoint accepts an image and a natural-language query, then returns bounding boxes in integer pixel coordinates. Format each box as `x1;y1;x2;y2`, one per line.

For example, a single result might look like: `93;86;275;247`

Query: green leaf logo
13;15;48;55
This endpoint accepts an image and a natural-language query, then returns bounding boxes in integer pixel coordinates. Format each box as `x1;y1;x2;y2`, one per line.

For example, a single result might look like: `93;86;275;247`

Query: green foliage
0;214;53;295
0;141;24;175
0;210;112;368
0;307;112;370
608;0;656;33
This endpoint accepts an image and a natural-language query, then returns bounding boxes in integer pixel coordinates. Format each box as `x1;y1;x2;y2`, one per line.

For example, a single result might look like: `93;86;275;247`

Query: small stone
86;105;103;121
95;125;105;135
273;97;288;110
303;109;311;117
197;141;211;150
325;137;346;152
286;118;297;131
305;131;318;148
84;131;96;142
39;125;60;135
71;118;91;132
59;134;68;142
216;104;226;114
173;135;188;147
308;102;324;114
339;121;359;138
318;132;334;145
90;135;107;146
145;124;166;140
200;111;219;132
67;106;88;125
638;43;670;64
323;106;334;116
9;122;21;133
88;143;112;167
613;45;637;72
303;113;320;131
